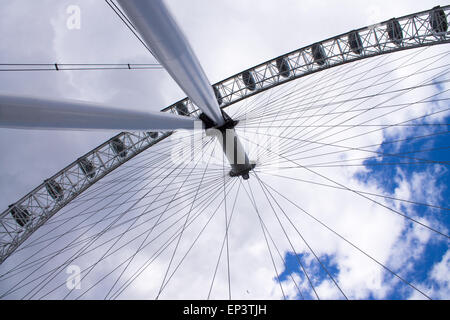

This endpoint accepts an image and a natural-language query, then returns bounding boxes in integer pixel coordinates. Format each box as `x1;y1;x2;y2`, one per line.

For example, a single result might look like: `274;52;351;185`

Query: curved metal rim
1;5;449;264
162;5;450;115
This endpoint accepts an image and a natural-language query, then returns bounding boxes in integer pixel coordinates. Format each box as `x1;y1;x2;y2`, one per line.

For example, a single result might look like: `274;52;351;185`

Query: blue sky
277;90;449;299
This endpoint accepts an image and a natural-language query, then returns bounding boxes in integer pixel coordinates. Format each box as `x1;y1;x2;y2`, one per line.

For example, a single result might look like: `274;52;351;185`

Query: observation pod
387;18;403;46
8;204;30;227
348;31;363;54
110;137;127;158
200;112;255;180
276;57;291;78
311;43;327;66
242;70;256;91
146;131;159;139
430;6;448;34
44;179;64;201
78;157;96;179
213;86;223;106
175;102;189;116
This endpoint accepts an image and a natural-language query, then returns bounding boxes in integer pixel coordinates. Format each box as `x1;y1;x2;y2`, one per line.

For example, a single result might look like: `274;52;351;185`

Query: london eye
0;1;449;300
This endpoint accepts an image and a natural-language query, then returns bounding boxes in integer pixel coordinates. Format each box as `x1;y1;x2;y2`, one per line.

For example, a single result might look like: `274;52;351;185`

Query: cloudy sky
0;0;449;299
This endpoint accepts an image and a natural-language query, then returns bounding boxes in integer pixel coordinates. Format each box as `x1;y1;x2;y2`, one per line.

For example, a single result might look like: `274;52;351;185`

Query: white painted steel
0;94;196;131
117;0;225;126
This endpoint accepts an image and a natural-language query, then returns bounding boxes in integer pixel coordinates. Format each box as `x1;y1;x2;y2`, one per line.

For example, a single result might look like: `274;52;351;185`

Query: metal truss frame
1;5;448;264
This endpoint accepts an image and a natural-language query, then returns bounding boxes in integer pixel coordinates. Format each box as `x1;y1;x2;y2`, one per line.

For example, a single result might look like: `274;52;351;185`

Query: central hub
200;111;255;180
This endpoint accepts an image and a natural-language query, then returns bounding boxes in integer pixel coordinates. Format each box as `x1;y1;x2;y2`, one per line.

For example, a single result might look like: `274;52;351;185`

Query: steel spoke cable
276;57;450;161
0;152;189;294
260;101;450;169
260;179;433;300
0;133;204;278
243;127;450;170
134;177;237;299
233;47;430;126
207;180;241;299
252;49;449;162
254;170;450;212
247;51;392;163
1;175;224;277
74;131;211;194
68;130;207;203
231;47;404;121
241;179;287;300
216;179;305;300
3;6;449;301
12;173;224;259
110;177;237;299
0;174;226;282
4;134;207;298
155;144;226;299
239;53;401;127
254;172;348;299
240;127;450;168
224;161;232;300
8;175;228;297
239;57;448;126
65;170;223;206
250;172;321;299
230;56;358;124
254;64;449;163
38;172;227;299
30;132;209;233
28;133;197;227
72;138;217;300
263;46;434;137
105;0;156;57
28;176;229;300
243;122;450;129
38;135;216;299
261;161;448;169
144;139;218;300
255;89;450;167
239;97;450;126
250;205;305;300
108;177;235;299
241;135;450;239
0;172;225;282
32;168;221;233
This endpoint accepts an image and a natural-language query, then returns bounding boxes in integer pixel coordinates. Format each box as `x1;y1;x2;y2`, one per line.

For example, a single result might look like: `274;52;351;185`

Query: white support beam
0;95;196;131
117;0;225;126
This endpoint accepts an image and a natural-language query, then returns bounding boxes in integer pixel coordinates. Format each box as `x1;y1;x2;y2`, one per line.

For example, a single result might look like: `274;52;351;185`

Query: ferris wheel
0;1;449;300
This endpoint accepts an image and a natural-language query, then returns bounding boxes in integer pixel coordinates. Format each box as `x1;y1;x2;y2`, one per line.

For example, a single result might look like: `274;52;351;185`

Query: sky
0;0;449;299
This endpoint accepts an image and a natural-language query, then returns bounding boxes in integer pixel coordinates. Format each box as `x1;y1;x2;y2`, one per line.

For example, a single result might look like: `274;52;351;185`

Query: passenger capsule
311;43;327;66
110;137;127;158
387;18;403;45
242;70;256;91
429;6;448;33
276;57;290;78
146;132;159;139
213;86;223;106
78;157;96;179
9;204;30;227
175;102;189;116
348;31;363;54
45;179;64;201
